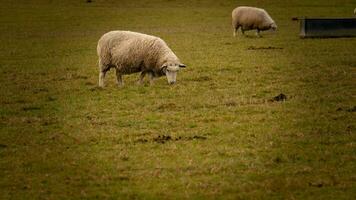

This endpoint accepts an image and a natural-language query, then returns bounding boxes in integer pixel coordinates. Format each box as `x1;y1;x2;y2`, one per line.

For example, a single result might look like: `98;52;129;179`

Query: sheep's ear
179;64;186;68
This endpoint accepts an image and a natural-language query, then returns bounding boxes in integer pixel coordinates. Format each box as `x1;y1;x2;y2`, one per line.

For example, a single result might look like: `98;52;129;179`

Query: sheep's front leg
115;68;124;87
233;26;240;37
98;59;108;87
99;70;107;87
241;29;245;36
137;71;146;85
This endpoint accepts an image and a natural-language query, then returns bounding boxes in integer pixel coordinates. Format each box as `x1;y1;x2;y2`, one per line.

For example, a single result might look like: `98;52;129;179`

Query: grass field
0;0;355;199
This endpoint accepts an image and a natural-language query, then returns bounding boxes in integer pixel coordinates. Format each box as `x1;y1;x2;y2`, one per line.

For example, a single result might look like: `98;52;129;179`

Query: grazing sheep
97;31;186;87
232;6;277;37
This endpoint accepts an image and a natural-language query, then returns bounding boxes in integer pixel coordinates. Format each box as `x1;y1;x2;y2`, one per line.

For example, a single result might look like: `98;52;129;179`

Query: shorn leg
98;59;108;87
233;27;238;37
137;71;146;85
115;68;124;87
233;25;240;37
99;71;106;87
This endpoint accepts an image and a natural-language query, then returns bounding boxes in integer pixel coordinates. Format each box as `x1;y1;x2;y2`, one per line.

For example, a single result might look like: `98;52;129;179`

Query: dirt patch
224;100;238;107
336;106;356;112
247;46;283;50
188;135;207;140
156;103;177;111
273;156;283;163
269;93;287;102
22;106;41;111
33;88;49;94
135;134;207;144
89;86;104;91
309;181;324;188
136;138;149;143
0;143;7;149
85;81;95;86
153;135;172;143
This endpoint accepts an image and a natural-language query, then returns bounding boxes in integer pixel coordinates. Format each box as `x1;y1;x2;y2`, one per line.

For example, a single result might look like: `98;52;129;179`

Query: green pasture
0;0;355;199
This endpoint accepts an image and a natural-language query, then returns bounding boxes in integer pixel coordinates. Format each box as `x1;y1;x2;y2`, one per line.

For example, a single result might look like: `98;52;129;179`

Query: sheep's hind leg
137;71;146;85
241;28;245;36
256;29;261;37
148;72;154;85
115;68;124;87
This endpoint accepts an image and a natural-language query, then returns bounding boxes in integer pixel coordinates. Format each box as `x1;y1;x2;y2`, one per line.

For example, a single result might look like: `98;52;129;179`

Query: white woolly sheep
232;6;277;37
97;31;186;87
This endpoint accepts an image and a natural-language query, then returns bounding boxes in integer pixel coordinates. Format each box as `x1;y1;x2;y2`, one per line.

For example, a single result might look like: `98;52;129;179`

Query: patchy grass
0;0;355;199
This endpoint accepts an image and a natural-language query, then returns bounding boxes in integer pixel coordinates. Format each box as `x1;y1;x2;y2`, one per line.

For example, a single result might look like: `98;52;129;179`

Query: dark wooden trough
299;18;356;38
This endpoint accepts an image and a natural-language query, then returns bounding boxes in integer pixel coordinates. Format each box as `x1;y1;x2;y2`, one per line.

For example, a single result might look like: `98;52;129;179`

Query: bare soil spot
22;106;41;111
247;46;283;50
309;181;325;188
85;81;95;86
336;106;356;112
269;93;287;102
154;135;172;143
156;103;177;111
89;86;104;91
135;134;207;144
224;100;238;107
33;88;49;94
0;143;7;149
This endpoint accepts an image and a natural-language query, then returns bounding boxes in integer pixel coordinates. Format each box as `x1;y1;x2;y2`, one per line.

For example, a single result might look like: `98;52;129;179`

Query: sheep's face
270;23;277;31
162;63;186;85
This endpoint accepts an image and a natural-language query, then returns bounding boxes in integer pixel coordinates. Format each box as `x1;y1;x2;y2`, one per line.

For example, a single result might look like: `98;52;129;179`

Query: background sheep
232;6;277;37
97;31;186;87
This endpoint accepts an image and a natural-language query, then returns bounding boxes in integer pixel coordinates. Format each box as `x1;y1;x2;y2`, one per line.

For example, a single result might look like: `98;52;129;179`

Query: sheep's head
161;63;186;85
270;23;277;31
